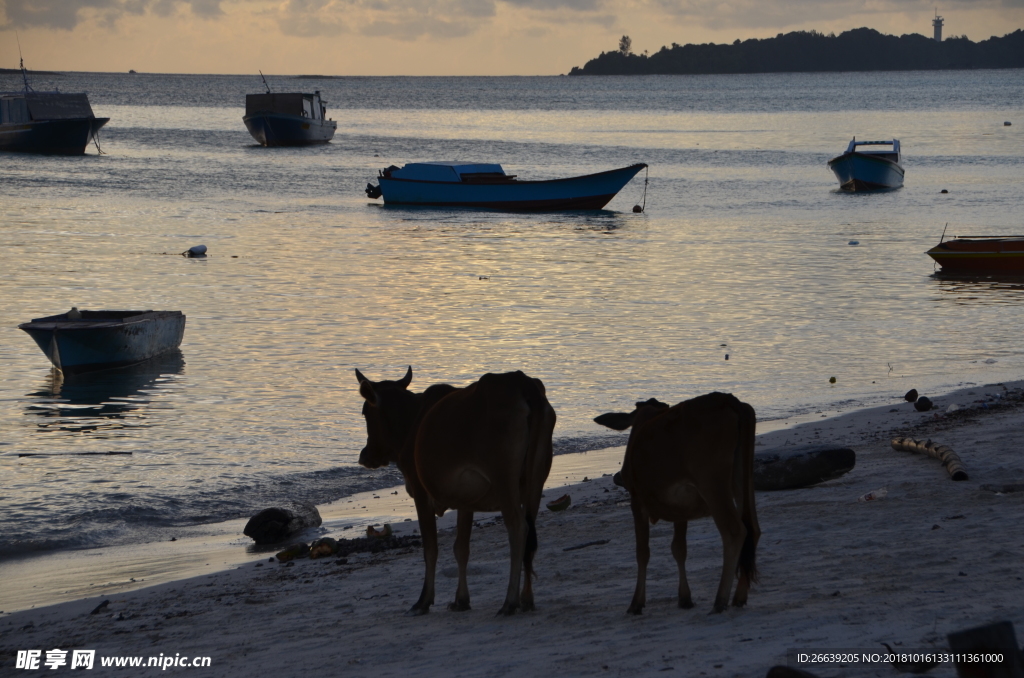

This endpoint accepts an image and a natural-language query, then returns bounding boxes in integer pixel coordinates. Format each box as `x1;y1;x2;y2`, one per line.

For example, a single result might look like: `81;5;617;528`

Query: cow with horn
355;367;556;616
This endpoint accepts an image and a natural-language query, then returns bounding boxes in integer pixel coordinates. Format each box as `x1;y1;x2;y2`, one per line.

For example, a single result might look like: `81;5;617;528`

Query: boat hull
0;117;109;155
827;152;904;191
927;238;1024;274
243;113;336;146
377;163;647;211
19;311;186;374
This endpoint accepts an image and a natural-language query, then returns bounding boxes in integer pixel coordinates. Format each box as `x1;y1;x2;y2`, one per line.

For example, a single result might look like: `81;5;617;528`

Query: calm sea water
1;70;1022;559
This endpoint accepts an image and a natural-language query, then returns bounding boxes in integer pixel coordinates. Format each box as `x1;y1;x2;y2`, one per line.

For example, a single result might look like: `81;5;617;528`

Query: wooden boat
19;310;186;374
0;60;108;155
243;91;336;146
364;162;648;211
926;235;1024;274
827;138;904;191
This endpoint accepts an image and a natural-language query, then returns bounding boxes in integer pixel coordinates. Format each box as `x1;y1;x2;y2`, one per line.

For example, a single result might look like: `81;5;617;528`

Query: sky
1;0;1021;76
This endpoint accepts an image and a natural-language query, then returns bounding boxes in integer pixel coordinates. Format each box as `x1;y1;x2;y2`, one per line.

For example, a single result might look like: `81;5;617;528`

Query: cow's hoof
496;603;518;616
520;600;535;612
678;597;694;609
405;605;430;617
709;603;727;614
448;600;471;612
626;604;644;615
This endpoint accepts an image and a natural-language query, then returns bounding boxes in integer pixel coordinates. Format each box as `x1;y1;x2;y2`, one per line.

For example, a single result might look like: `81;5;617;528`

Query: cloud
0;0;224;30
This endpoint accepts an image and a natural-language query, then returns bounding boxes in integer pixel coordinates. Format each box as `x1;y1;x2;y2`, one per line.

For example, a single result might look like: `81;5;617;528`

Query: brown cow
356;367;556;616
595;392;759;614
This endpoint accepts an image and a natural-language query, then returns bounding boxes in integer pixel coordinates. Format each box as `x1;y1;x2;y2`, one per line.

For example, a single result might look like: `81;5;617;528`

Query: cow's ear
355;368;368;385
396;366;412;389
594;411;636;431
359;379;377;405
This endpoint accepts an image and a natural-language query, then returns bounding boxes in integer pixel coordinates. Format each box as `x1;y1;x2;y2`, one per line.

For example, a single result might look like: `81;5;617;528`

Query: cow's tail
733;398;760;585
516;371;555;575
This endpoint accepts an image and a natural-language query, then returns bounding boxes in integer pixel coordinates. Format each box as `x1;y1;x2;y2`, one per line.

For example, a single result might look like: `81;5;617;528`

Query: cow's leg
449;509;474;611
627;499;650;615
671;520;694;609
520;511;537;612
705;493;746;614
408;493;438;616
497;500;526;616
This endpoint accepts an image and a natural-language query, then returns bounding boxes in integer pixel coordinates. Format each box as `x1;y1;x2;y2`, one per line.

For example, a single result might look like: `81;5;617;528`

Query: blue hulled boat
827;138;904;191
243;90;336;146
19;310;186;374
364;162;647;211
0;59;108;155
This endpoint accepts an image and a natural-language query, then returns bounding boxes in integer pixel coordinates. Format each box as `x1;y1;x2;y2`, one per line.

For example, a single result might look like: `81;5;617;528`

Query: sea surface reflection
24;351;186;438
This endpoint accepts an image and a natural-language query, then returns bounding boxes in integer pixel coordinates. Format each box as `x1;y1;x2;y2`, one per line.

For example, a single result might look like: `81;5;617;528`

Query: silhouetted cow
595;392;759;614
356;367;556;616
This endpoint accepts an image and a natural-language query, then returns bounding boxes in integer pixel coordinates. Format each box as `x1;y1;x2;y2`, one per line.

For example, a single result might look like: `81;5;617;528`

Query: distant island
569;27;1024;75
0;68;62;76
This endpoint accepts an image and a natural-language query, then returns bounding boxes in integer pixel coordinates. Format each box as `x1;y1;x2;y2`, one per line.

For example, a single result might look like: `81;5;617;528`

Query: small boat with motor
827;138;904;191
0;55;108;155
19;309;186;374
364;162;648;211
926;235;1024;274
243;73;336;146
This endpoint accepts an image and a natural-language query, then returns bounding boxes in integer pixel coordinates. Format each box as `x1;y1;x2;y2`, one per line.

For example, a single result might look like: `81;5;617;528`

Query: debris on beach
563;539;609;552
275;542;310;562
914;396;933;412
905;389;919;402
243;501;322;545
858;487;887;502
947;620;1023;676
308;537;339;558
366;524;393;538
546;494;571;511
753;445;856;491
89;600;110;615
891;437;968;481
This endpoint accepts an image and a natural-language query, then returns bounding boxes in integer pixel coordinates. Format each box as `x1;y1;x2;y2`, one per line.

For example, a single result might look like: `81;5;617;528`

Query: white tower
933;10;944;42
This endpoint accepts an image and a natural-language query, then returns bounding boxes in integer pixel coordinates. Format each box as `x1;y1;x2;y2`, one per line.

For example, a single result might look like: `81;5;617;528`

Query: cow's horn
355;368;368;384
397;366;412;389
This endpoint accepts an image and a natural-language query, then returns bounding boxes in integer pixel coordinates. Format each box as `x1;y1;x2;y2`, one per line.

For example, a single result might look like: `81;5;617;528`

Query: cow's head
355;366;416;469
593;397;670;431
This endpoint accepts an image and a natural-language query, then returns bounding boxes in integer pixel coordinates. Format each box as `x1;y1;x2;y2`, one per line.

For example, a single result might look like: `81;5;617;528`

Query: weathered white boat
243;91;336;146
0;60;108;155
365;162;647;211
827;138;904;191
19;310;186;374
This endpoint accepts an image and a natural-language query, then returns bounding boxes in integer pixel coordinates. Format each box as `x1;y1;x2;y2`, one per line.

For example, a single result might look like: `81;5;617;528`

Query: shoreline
2;379;1020;618
3;379;1023;675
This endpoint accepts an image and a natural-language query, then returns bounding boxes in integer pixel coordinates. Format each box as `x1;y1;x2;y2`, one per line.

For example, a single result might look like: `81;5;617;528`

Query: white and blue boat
365;162;647;211
827;138;904;191
243;91;336;146
19;310;186;374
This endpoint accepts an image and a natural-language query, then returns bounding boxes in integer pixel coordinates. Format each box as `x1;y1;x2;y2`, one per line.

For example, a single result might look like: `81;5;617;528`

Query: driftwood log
753;445;856;491
890;437;969;481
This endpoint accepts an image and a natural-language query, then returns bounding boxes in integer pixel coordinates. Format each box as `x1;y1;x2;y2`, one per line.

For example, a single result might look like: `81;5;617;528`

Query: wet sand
2;381;1023;676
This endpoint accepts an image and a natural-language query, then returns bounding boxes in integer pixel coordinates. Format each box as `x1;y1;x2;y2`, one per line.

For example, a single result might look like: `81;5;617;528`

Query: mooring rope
633;165;648;213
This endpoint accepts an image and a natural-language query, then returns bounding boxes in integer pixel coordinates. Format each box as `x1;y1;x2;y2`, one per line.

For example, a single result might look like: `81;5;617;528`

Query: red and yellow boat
926;235;1024;274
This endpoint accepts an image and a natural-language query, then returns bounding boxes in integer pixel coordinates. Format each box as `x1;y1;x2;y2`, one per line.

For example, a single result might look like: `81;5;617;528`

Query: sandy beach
3;380;1023;677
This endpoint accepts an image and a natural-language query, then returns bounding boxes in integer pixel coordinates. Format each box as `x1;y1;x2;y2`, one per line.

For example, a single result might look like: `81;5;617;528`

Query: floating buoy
848;240;859;246
183;244;207;257
632;204;643;213
829;376;837;384
941;189;949;194
725;354;729;360
1005;121;1012;126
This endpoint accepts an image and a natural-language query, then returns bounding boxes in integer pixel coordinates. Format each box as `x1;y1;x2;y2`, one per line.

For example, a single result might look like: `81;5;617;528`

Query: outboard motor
365;183;382;199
